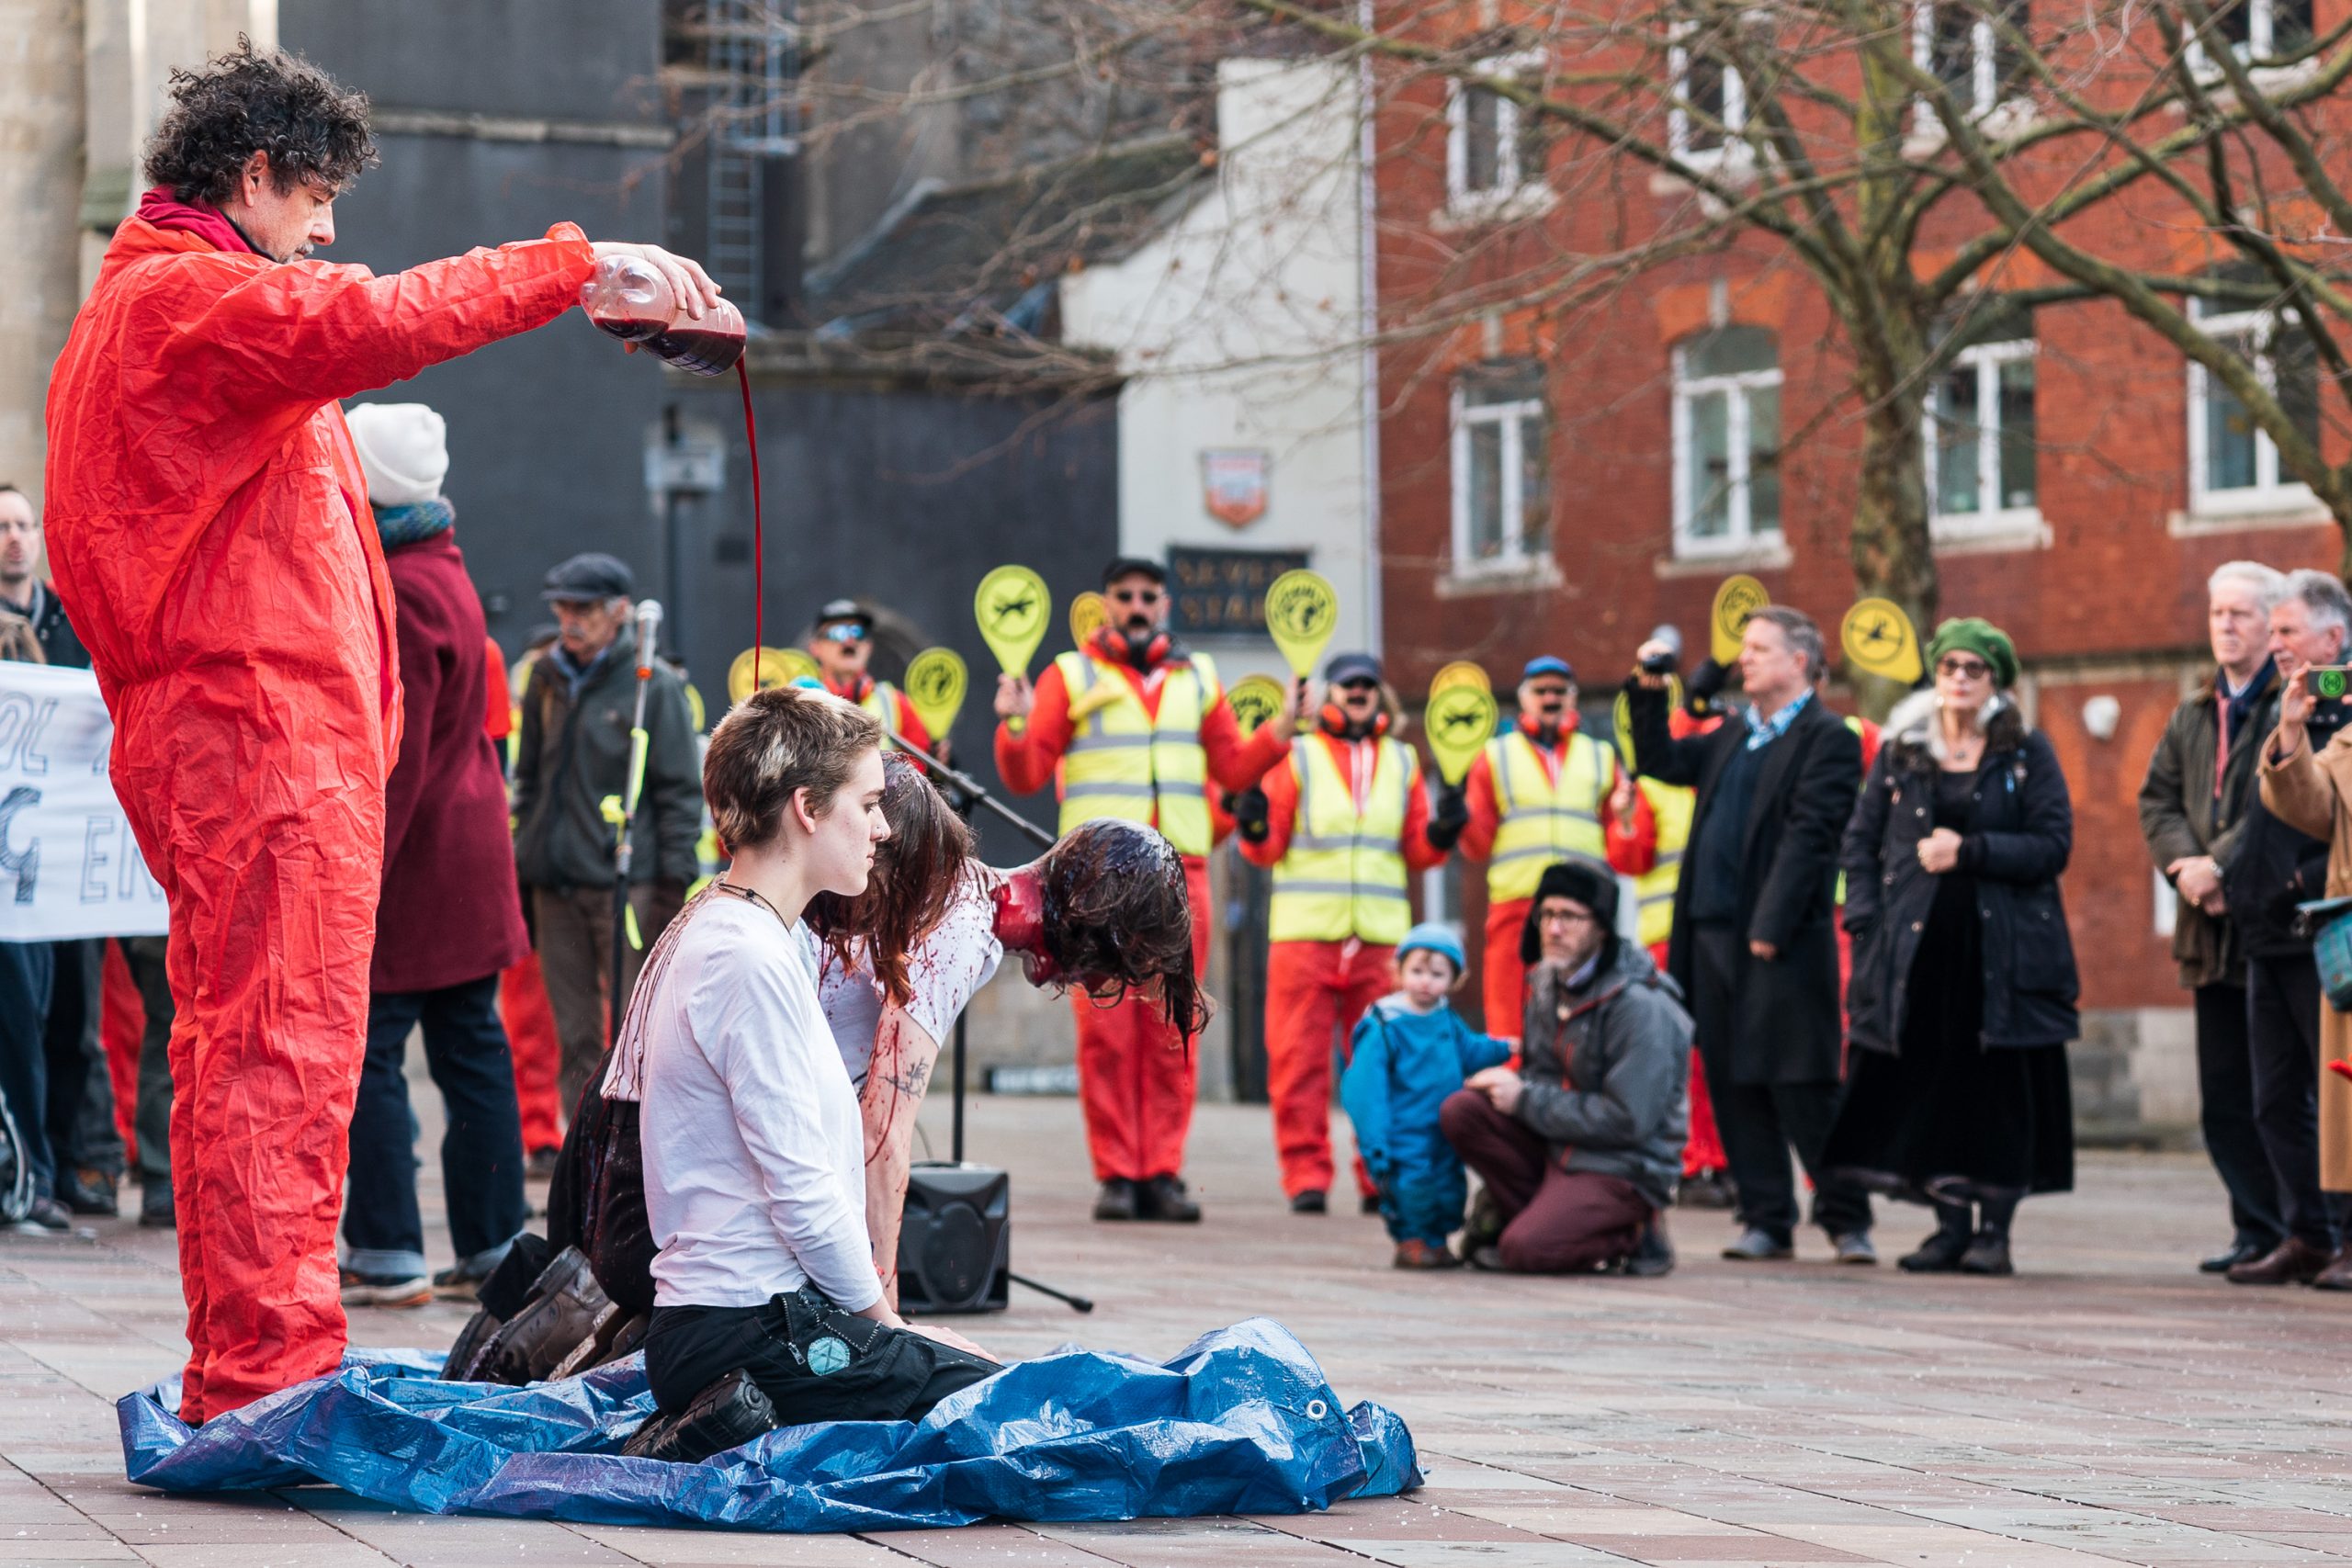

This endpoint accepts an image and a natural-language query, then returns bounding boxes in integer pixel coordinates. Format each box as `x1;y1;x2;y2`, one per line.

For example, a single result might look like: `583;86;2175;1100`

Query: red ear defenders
1092;626;1171;668
1319;698;1391;739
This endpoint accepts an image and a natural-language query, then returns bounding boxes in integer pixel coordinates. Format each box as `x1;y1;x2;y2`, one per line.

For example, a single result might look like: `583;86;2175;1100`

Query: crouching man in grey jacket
1442;856;1690;1274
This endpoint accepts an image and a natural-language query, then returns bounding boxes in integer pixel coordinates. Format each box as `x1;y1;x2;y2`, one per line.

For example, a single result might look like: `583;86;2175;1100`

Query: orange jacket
46;217;597;765
993;655;1286;801
1238;730;1449;874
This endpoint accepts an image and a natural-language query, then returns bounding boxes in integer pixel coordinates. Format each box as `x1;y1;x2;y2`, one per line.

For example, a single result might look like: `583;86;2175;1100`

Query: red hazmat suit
45;214;596;1423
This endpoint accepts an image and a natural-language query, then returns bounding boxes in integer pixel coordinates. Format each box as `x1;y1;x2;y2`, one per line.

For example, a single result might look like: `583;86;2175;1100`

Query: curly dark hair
143;38;377;206
1038;821;1212;1040
806;754;973;1009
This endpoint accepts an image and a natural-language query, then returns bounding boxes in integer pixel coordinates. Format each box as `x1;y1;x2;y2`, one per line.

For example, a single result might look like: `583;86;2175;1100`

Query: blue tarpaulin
119;1317;1419;1531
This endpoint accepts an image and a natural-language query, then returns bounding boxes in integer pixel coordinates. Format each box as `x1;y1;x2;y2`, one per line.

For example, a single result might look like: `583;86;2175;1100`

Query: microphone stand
882;726;1091;1314
605;602;664;1050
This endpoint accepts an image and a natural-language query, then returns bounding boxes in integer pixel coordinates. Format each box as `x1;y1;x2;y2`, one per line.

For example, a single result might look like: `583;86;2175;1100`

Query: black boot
1898;1201;1973;1273
1138;1174;1201;1223
1961;1196;2017;1276
1092;1179;1139;1222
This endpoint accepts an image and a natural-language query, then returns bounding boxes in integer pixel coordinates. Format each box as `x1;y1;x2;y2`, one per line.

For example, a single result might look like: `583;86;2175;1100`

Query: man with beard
994;558;1304;1220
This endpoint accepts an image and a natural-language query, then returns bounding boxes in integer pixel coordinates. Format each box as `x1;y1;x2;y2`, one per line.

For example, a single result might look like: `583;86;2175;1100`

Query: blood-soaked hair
143;39;377;207
807;754;972;1007
1038;821;1212;1039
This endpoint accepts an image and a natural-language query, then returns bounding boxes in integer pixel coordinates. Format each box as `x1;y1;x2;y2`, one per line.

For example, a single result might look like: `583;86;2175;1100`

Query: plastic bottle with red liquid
579;254;746;377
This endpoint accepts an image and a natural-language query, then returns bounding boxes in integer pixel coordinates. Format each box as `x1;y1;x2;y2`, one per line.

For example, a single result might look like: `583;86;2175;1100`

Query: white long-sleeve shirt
809;869;1005;1084
635;895;881;1313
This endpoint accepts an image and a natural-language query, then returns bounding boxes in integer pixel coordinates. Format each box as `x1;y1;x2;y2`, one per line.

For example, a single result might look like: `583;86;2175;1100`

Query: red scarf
134;186;256;255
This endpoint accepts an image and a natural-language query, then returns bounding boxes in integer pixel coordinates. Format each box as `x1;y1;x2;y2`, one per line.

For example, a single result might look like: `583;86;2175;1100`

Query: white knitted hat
345;402;448;506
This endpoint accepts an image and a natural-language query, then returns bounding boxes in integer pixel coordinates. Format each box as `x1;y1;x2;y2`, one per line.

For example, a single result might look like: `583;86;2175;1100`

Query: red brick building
1364;3;2346;1111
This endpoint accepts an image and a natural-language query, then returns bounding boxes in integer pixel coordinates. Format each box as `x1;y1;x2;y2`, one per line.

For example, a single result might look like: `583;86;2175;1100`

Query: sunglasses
1335;679;1380;694
816;623;868;644
1525;683;1571;700
1936;656;1990;680
1110;588;1165;606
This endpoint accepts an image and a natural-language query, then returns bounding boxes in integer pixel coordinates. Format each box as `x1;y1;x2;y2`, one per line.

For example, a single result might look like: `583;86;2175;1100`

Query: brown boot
2311;1243;2352;1291
2227;1235;2333;1285
1393;1238;1461;1270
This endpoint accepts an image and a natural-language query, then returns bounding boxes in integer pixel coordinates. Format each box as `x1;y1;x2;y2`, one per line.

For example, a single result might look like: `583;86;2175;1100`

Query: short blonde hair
703;686;882;852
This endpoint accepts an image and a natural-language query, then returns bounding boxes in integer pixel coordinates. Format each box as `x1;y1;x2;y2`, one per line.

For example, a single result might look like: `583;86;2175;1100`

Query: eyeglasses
1936;656;1991;680
1538;906;1596;927
816;623;867;645
1109;588;1165;606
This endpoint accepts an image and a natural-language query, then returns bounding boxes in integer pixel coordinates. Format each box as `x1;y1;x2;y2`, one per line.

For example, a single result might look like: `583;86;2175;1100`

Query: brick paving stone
6;1089;2352;1566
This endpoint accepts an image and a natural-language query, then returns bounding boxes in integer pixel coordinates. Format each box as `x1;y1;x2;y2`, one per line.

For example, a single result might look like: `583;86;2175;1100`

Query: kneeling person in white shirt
634;686;996;1422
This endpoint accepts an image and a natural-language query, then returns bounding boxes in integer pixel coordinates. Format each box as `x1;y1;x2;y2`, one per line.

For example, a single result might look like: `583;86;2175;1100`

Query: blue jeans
343;974;526;1279
0;941;56;1200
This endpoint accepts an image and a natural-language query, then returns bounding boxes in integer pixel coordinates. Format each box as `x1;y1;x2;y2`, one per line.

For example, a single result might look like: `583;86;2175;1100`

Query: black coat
2222;696;2351;960
1840;694;2079;1053
1625;682;1861;1085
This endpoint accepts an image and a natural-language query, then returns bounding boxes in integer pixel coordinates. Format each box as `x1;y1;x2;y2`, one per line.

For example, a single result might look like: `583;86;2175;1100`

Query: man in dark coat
338;404;531;1307
1627;607;1871;1263
2216;568;2352;1286
2139;560;2290;1275
0;485;120;1224
513;552;701;1117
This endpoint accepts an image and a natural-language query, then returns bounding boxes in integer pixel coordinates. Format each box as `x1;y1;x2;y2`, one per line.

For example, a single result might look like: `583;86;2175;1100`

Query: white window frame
1670;337;1782;558
1926;333;2040;536
1911;2;2005;120
2187;0;2310;73
2188;301;2316;514
1668;28;1748;171
1450;370;1550;576
1445;50;1546;215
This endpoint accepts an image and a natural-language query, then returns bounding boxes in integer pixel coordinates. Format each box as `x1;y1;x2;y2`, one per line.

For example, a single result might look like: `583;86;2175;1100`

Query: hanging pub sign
1200;448;1272;528
1169;546;1310;637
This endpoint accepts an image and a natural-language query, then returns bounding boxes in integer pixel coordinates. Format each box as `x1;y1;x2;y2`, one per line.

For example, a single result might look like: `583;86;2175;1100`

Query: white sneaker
339;1269;432;1308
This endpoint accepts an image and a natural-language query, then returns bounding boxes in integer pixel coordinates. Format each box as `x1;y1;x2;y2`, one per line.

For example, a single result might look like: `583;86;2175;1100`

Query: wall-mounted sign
1169;546;1310;637
1201;448;1271;528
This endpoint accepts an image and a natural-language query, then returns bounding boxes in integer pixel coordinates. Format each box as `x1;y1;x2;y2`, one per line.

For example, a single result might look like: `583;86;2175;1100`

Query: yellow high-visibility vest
1053;649;1217;856
1269;733;1414;944
1634;775;1694;950
1485;728;1610;902
859;681;910;749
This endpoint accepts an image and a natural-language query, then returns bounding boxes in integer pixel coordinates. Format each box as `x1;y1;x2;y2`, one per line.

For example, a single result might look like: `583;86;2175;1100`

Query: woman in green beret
1824;617;2078;1276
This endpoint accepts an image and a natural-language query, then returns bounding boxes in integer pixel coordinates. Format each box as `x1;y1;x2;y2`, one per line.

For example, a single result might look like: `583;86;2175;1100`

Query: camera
2314;666;2352;701
1639;624;1682;676
1639;649;1678;676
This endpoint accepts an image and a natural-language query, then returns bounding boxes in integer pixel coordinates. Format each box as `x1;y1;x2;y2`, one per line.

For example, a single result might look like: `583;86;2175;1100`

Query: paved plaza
3;1086;2350;1567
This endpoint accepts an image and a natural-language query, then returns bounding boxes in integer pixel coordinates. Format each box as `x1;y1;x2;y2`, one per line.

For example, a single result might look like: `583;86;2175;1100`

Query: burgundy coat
372;531;529;992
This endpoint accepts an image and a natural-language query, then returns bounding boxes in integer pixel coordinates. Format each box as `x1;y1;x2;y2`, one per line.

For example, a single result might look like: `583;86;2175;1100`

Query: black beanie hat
1520;854;1620;967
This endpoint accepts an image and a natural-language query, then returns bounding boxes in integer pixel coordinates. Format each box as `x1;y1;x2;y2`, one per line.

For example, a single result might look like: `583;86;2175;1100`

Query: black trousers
2245;955;2340;1249
41;938;119;1179
1691;924;1871;1242
343;974;528;1276
0;942;55;1199
645;1286;997;1421
2195;981;2287;1250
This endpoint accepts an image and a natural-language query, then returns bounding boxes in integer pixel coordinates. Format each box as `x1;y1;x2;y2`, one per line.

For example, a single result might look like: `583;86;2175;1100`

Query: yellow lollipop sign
1430;660;1490;695
1069;591;1109;649
1263;569;1339;679
1226;673;1288;737
903;648;968;740
1710;574;1769;664
1425;683;1499;785
729;646;818;703
974;566;1050;677
1841;598;1924;683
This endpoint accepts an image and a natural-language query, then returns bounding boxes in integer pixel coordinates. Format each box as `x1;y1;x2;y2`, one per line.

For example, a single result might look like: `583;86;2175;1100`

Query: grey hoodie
1515;940;1693;1211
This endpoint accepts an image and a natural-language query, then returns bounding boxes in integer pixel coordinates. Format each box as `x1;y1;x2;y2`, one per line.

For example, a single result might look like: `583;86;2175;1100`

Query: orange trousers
102;939;143;1151
1481;897;1532;1040
498;951;564;1154
1264;939;1391;1199
1075;857;1209;1183
1652;940;1727;1177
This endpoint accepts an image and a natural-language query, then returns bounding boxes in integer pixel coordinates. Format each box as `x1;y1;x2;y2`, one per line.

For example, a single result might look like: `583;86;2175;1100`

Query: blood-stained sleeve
149;225;598;414
993;660;1074;795
1237;755;1301;868
1458;750;1502;863
1403;756;1448;872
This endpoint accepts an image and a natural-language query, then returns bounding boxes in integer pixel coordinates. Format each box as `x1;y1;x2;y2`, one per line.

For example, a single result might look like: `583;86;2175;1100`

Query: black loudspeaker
898;1161;1010;1314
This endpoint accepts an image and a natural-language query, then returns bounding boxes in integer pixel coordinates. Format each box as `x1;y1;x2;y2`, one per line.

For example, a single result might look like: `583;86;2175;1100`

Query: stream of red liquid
738;361;763;691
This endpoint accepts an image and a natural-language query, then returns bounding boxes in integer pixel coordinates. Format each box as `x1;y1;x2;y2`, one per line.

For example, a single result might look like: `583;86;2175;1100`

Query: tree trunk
1846;369;1937;721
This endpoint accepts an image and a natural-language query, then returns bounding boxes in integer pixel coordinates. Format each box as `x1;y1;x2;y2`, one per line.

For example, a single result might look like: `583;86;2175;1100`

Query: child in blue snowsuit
1340;923;1510;1269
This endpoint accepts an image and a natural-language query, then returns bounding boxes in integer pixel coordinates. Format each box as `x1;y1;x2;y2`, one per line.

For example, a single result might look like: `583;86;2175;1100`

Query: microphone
634;599;663;667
